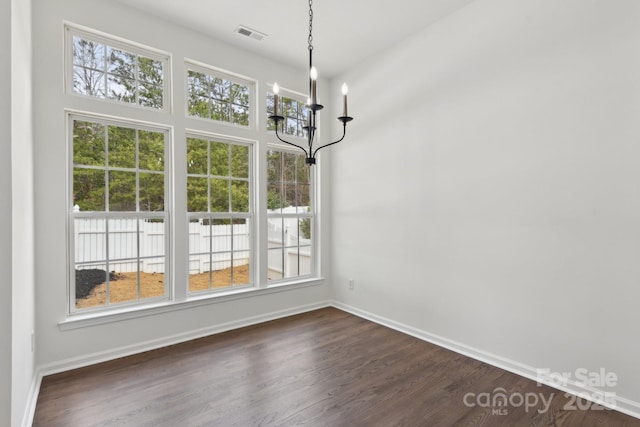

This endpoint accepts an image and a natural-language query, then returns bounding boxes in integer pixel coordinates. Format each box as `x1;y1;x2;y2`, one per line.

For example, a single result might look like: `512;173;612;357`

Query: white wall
11;0;35;425
29;0;640;419
32;0;330;369
331;0;640;413
1;0;14;423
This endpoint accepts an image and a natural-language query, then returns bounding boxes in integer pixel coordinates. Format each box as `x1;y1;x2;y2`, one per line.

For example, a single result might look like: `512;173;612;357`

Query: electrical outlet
348;279;355;290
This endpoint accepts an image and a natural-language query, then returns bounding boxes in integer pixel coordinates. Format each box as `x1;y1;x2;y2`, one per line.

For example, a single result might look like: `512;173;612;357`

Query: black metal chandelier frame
268;0;353;165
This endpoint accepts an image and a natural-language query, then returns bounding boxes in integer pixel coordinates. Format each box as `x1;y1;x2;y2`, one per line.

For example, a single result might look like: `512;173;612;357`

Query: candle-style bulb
341;83;348;117
309;67;318;105
273;82;279;94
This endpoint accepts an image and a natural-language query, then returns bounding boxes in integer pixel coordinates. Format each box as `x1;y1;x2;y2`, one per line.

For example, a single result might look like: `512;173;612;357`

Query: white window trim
60;25;324;326
66;110;173;316
64;22;172;113
59;278;325;331
265;144;318;285
184;130;257;297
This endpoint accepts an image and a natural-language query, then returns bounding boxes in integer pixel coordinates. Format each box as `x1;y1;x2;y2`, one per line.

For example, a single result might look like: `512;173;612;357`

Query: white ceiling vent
234;25;267;41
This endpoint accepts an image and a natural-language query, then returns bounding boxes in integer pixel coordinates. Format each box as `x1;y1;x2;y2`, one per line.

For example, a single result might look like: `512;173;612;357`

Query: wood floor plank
33;308;640;426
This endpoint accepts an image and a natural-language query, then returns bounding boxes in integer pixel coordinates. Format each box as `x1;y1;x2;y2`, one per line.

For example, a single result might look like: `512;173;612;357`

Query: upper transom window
267;87;309;138
66;25;170;110
186;61;254;128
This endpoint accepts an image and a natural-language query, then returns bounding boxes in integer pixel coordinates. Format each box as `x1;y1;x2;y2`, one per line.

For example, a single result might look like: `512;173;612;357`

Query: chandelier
269;0;354;165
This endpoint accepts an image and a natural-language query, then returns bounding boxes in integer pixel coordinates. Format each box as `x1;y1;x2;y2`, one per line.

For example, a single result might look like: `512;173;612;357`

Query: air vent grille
234;25;267;41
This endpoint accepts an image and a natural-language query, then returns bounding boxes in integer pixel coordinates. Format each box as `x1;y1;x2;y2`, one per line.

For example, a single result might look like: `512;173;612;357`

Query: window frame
185;59;257;130
67;111;173;315
60;24;324;326
265;145;317;284
64;23;172;112
185;131;256;296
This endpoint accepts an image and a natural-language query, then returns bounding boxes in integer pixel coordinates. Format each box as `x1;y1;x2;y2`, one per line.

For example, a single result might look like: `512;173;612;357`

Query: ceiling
115;0;476;78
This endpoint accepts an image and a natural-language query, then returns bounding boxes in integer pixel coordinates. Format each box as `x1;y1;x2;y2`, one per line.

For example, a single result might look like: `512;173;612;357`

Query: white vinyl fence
74;218;251;274
74;213;310;278
188;220;250;274
267;207;312;280
74;218;167;273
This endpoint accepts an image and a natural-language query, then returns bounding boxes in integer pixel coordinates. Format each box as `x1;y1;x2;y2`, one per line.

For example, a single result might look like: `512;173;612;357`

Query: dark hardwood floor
33;308;640;426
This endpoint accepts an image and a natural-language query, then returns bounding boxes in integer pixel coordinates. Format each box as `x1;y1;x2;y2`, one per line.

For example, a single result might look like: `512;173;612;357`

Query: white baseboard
330;301;640;420
24;300;331;426
21;373;42;427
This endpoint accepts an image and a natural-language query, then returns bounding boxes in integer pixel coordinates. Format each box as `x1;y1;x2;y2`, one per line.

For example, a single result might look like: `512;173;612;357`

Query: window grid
187;135;253;294
266;88;309;138
70;114;170;313
65;25;320;318
267;148;314;282
66;25;169;110
186;63;254;128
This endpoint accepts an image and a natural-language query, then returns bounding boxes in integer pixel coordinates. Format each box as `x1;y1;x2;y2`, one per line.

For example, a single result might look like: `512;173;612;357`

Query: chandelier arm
274;126;310;158
312;124;347;158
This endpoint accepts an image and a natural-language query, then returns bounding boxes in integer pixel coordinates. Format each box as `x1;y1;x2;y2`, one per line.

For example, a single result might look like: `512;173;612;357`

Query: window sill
59;277;324;331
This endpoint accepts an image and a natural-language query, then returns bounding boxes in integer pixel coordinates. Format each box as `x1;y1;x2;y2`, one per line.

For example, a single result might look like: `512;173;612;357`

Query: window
267;87;309;137
186;61;254;127
63;24;321;321
66;25;169;109
267;148;314;281
187;135;253;293
70;115;170;312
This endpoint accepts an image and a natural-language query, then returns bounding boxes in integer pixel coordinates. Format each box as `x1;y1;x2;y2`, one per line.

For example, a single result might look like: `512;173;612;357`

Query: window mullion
104;125;110;213
102;42;108;98
136;218;141;301
207;141;211;213
208;220;213;291
228;145;232;216
134;53;140;106
105;218;111;305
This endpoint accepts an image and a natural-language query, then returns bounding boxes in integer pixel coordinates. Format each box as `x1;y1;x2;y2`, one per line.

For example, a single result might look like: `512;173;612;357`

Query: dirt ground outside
76;264;250;309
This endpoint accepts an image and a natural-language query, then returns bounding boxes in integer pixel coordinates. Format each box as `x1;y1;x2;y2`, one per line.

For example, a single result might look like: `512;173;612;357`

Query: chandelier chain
308;0;313;51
